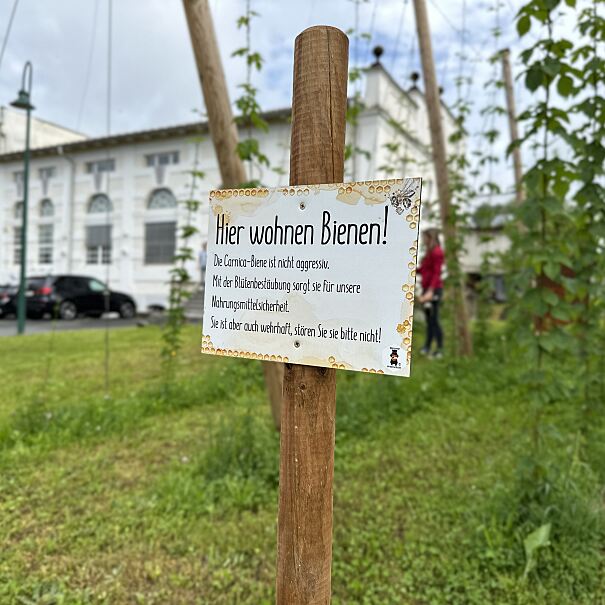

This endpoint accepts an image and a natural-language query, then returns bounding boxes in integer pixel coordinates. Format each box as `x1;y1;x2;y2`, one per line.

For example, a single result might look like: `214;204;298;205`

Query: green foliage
1;326;604;602
509;0;605;399
1;359;231;450
160;150;204;382
523;523;551;579
156;410;279;516
233;0;272;186
498;2;605;598
481;426;604;594
473;249;498;351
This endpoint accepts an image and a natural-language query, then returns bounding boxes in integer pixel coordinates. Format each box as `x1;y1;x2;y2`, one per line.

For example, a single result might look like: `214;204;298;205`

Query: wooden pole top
294;25;349;40
290;26;349;187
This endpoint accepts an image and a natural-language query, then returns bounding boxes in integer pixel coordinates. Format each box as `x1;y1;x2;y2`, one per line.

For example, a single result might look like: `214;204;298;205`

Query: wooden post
264;362;284;429
182;0;283;429
412;0;473;356
501;48;524;204
182;0;246;187
276;26;348;604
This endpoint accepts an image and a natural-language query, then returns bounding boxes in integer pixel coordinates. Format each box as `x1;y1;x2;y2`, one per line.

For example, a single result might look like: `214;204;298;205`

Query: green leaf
526;65;543;91
543;57;561;77
523;523;551;578
551;304;571;322
543;290;560;309
556;74;573;97
543;262;560;280
231;47;248;58
250;112;269;133
517;14;531;36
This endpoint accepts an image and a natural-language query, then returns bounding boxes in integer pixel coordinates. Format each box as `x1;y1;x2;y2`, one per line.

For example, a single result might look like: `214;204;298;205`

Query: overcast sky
0;0;528;130
0;0;537;195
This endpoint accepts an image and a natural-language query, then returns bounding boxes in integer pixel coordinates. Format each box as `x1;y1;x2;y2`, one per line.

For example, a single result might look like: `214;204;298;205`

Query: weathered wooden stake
412;0;473;356
276;26;348;604
182;0;283;429
501;48;524;205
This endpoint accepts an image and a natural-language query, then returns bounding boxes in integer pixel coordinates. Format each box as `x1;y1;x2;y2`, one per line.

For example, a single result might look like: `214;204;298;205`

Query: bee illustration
388;181;418;215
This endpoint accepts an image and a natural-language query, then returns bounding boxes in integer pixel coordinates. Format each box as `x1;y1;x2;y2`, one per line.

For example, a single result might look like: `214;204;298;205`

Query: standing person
199;241;208;286
417;228;444;358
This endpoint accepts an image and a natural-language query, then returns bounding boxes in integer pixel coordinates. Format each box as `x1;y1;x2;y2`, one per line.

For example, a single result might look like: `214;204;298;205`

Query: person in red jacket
417;228;444;358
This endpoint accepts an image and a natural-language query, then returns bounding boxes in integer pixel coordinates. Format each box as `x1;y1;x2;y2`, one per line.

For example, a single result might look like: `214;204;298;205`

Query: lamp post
10;61;34;335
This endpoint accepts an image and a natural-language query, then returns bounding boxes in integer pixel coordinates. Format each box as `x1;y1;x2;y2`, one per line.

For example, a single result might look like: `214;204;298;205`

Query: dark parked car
0;284;17;318
22;275;136;320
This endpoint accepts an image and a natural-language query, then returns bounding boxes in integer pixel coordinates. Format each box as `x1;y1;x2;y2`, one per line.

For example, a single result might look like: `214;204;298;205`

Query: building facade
0;106;87;154
0;62;456;310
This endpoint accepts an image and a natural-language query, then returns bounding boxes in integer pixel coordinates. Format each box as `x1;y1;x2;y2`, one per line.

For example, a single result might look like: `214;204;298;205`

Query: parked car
0;284;17;318
22;275;137;320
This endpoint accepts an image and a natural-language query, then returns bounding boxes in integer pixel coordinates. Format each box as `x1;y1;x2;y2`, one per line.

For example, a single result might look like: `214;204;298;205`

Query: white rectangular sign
201;178;422;376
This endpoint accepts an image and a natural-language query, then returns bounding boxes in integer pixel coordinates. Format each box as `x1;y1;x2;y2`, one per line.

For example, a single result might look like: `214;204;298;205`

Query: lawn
0;323;604;604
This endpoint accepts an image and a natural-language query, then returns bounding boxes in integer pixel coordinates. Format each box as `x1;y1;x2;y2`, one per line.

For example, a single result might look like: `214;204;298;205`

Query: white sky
0;0;576;197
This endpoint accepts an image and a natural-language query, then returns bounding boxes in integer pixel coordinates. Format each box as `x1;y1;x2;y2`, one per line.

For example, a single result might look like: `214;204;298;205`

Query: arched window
88;193;112;214
14;201;23;220
148;188;177;210
40;198;54;218
145;188;177;264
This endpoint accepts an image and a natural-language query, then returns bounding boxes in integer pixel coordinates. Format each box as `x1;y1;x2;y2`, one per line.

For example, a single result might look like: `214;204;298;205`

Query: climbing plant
461;1;508;340
500;0;605;579
161;143;204;383
565;0;605;409
232;0;271;187
345;0;373;181
510;0;604;399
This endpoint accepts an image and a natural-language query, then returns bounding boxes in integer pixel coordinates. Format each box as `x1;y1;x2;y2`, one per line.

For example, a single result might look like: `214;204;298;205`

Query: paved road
0;315;143;337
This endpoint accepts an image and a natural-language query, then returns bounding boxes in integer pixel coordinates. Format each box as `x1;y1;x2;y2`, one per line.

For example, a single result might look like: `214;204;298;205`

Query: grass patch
156;410;280;517
1;322;604;603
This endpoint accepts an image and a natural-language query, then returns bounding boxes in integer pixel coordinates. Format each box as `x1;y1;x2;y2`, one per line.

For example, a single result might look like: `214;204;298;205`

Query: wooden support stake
276;26;348;604
412;0;473;356
182;0;246;188
182;0;283;429
501;48;524;205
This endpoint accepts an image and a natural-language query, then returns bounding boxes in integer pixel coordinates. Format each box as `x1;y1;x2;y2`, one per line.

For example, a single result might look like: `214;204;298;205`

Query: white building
0;106;87;154
0;60;458;311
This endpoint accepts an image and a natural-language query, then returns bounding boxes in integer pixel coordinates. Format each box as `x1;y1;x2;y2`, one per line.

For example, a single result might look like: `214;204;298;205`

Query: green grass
0;323;603;604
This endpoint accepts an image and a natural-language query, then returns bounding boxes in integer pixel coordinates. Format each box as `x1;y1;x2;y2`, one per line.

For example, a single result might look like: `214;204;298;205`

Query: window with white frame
86;159;115;174
13;227;22;265
145;222;176;264
13;171;24;197
147;188;177;210
40;198;54;217
38;224;53;264
86;225;112;264
145;151;179;167
14;201;23;220
88;193;112;214
39;166;56;180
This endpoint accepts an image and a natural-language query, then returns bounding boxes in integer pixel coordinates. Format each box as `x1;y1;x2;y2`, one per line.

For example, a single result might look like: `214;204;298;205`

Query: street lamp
10;61;34;335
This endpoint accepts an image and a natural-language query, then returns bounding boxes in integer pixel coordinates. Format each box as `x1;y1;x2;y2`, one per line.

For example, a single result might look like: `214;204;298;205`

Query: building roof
0;106;88;139
0;107;291;164
0;60;456;164
367;60;456;124
367;61;419;109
